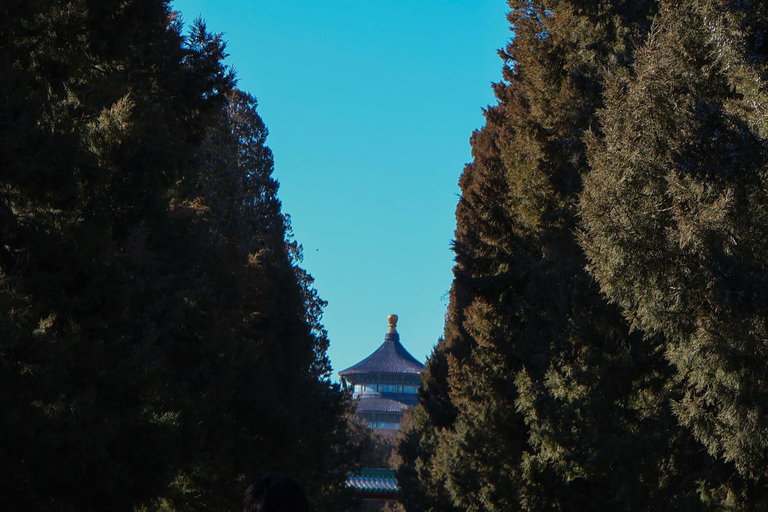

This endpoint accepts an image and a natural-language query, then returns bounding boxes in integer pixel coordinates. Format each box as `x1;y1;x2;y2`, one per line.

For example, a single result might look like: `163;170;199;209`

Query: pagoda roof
356;396;409;414
346;468;399;500
339;330;425;377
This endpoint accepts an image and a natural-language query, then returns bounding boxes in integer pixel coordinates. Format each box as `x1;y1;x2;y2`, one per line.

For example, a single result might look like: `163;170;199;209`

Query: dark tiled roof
356;396;409;413
347;468;399;499
339;332;425;377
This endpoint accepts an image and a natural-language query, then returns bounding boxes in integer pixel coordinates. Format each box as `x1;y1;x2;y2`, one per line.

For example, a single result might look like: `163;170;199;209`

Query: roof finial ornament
388;314;398;333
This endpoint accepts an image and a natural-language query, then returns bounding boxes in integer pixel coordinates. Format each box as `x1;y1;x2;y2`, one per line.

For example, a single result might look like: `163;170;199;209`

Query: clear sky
170;0;511;377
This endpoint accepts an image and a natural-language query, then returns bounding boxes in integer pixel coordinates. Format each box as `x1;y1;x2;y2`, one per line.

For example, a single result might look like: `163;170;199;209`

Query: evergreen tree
397;385;462;512
0;2;352;510
0;2;218;508
581;0;768;493
401;0;722;510
143;85;352;511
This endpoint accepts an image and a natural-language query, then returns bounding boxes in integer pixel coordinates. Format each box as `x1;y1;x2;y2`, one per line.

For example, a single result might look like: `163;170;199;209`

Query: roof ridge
339;331;425;376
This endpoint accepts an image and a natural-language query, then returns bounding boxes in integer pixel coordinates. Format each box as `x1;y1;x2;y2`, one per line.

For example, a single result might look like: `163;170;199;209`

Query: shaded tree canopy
581;0;768;483
0;1;352;510
400;0;768;510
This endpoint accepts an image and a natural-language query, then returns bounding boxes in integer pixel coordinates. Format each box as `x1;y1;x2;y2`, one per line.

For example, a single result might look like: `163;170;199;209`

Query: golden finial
388;314;398;333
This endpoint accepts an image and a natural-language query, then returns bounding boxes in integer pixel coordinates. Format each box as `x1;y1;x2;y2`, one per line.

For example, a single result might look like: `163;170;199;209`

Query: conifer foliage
0;1;350;510
581;0;768;481
398;0;768;509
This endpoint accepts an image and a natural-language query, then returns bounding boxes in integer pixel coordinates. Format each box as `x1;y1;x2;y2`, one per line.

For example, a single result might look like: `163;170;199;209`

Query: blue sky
171;0;511;376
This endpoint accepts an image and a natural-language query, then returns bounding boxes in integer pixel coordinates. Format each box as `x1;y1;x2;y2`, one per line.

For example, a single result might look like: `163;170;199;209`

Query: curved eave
339;332;425;377
356;397;410;414
347;469;400;500
340;369;423;378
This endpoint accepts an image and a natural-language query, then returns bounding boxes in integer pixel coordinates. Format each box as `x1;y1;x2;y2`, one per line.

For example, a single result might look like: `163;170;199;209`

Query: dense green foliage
581;0;768;483
0;1;351;510
10;0;768;510
400;0;768;510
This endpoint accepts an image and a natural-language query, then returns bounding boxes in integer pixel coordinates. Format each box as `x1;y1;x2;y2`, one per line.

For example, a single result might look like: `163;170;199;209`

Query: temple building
339;314;425;432
342;315;425;508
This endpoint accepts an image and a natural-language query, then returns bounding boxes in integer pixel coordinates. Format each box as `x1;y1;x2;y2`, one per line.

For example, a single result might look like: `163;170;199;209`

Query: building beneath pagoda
342;315;425;509
339;314;425;433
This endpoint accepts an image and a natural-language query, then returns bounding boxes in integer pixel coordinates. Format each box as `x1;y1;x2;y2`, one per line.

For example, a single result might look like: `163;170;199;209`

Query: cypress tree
401;0;722;510
0;2;352;510
581;0;768;496
147;85;352;511
0;2;216;508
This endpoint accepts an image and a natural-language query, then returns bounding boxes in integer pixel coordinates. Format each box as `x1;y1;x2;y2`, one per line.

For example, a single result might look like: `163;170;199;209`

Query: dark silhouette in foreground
244;474;310;512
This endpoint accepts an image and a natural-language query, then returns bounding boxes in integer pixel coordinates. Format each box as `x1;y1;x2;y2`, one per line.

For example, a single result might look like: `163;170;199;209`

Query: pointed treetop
388;314;398;333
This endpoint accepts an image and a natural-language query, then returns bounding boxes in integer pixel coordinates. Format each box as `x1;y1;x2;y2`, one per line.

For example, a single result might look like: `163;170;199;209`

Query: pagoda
339;314;424;432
